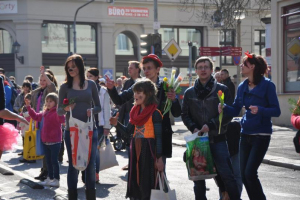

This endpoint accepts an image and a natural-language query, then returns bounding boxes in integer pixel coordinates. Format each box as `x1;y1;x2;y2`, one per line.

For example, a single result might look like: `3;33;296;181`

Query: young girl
110;79;164;200
25;92;65;187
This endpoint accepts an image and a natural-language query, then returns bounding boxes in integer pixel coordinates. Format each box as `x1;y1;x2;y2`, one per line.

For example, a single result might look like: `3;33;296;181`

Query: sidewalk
172;118;300;171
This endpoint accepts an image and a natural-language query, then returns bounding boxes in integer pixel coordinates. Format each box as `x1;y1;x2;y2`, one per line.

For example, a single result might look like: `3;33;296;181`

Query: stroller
109;108;130;151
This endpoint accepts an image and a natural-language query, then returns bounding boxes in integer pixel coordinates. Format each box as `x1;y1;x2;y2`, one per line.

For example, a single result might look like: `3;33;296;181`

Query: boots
85;189;96;200
68;189;78;200
34;169;48;181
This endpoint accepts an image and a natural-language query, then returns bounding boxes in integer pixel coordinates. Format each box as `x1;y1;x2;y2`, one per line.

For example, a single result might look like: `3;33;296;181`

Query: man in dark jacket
106;54;181;162
181;57;240;200
221;69;235;99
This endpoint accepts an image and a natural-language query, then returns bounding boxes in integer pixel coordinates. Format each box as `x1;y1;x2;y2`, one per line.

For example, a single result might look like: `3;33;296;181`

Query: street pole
154;0;158;34
73;0;94;53
188;41;192;87
236;19;241;86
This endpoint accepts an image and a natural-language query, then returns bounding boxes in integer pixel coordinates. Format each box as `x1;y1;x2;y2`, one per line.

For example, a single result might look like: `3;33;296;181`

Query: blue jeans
240;134;270;200
43;142;61;180
231;152;243;196
65;129;98;190
210;141;240;200
95;125;104;173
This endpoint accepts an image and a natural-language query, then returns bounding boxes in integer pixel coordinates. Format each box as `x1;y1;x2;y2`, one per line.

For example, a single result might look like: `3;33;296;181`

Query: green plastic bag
184;132;217;181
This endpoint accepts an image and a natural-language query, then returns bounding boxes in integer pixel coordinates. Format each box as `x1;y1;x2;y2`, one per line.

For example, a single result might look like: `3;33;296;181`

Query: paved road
1;136;300;199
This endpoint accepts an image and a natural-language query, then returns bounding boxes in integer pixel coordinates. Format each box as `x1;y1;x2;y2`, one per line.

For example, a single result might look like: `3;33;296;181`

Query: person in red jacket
25;92;65;187
291;98;300;130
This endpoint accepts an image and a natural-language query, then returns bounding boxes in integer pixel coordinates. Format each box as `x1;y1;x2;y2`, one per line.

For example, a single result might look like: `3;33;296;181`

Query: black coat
107;78;181;158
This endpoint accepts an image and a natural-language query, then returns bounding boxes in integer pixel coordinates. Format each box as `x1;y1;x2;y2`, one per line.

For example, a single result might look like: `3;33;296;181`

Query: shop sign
108;6;149;17
0;1;17;14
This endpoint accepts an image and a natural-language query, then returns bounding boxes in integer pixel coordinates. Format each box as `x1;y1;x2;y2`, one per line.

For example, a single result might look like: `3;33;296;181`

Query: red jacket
291;114;300;130
27;106;65;143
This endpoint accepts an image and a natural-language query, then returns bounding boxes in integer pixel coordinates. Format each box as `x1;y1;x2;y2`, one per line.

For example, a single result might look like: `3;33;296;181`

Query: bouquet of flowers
288;97;300;115
61;97;76;109
217;90;224;134
162;69;183;116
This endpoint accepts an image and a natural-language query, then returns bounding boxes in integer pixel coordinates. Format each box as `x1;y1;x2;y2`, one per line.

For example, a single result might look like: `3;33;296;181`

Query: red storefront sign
199;47;242;56
108;6;149;17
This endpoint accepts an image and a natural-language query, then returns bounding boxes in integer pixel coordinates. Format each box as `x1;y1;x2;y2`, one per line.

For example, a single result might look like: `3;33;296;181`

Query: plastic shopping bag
150;172;177;200
23;119;44;160
184;132;217;181
69;109;93;171
99;136;119;171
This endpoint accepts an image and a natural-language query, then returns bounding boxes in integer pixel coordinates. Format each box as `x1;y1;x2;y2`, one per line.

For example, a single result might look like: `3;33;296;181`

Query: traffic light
140;34;153;56
152;33;162;58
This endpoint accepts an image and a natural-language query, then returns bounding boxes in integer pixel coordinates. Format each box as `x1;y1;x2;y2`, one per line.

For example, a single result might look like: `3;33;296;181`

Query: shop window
41;22;96;54
0;29;13;54
254;30;265;56
220;30;235;65
283;3;300;92
115;33;134;55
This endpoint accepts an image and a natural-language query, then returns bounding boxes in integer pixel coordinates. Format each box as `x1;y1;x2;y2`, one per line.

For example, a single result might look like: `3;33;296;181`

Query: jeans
210;141;240;200
240;134;270;200
95;126;104;173
193;180;207;200
65;129;98;190
43;142;61;180
231;152;243;196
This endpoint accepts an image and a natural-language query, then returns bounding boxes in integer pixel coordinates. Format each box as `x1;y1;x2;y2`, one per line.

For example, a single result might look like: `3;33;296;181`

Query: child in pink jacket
25;92;65;187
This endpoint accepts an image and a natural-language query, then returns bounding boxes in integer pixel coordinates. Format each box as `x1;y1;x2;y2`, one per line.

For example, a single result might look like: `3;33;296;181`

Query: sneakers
96;173;99;182
48;179;60;187
40;177;60;187
40;177;52;186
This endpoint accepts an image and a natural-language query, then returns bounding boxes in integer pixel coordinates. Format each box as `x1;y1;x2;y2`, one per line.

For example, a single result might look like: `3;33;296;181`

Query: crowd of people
0;51;294;200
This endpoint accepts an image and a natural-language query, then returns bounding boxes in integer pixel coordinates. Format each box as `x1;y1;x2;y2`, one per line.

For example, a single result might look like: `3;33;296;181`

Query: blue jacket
224;77;281;135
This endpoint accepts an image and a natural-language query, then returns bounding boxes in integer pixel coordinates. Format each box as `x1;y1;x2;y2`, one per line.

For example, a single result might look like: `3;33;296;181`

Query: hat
99;78;106;84
142;54;163;67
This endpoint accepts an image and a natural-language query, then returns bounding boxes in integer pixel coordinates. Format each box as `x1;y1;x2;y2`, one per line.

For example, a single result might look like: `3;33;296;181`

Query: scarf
194;76;215;100
129;104;157;126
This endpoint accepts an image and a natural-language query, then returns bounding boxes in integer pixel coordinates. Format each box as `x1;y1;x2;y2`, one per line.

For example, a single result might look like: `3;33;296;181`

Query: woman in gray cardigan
58;54;101;200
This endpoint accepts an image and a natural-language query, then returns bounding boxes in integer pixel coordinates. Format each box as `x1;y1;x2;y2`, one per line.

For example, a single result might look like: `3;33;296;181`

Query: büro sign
0;1;17;14
108;6;149;17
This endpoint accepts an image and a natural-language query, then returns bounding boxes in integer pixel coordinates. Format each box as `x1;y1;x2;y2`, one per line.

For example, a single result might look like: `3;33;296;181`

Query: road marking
271;192;300;198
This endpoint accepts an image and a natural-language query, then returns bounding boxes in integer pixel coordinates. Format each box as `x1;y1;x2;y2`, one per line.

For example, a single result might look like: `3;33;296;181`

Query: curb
172;141;300;171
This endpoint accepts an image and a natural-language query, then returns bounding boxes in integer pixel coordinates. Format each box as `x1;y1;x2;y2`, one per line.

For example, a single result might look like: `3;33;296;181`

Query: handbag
69;109;94;171
99;136;119;171
184;132;217;181
35;118;44;156
23;119;44;160
150;172;177;200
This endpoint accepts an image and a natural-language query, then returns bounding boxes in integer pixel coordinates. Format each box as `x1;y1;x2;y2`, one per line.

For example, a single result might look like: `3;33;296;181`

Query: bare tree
178;0;271;29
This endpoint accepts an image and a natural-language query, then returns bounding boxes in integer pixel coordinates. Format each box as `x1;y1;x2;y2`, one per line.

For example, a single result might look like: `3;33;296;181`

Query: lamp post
73;0;94;54
234;11;245;86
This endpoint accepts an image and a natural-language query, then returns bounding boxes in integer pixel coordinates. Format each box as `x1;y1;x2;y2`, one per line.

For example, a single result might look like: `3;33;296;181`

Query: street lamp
73;0;94;54
12;41;24;64
234;10;245;86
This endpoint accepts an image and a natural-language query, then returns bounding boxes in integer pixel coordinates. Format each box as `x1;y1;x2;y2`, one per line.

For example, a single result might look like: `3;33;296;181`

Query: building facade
270;0;300;126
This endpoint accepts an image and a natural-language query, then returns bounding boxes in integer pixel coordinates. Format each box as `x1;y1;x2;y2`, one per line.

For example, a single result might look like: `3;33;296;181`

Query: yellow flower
172;69;176;75
163;77;168;82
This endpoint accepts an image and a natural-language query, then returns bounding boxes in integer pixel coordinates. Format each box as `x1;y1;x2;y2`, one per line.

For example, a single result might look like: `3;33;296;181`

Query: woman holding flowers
219;52;281;200
58;54;101;199
106;54;181;168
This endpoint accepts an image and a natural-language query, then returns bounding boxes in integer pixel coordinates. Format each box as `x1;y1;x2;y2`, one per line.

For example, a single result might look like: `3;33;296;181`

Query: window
254;30;265;56
220;30;235;65
115;33;134;55
41;22;96;54
283;3;300;92
158;27;202;56
91;26;96;43
0;29;13;54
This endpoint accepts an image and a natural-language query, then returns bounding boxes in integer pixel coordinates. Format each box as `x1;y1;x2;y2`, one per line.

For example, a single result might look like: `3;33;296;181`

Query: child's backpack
293;130;300;153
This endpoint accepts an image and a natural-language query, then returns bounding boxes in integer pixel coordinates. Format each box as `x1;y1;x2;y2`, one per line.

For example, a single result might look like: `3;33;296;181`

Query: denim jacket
224;77;281;135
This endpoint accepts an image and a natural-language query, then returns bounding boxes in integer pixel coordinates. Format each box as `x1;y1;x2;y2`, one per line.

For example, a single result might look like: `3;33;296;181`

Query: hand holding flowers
61;97;76;111
162;69;183;116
